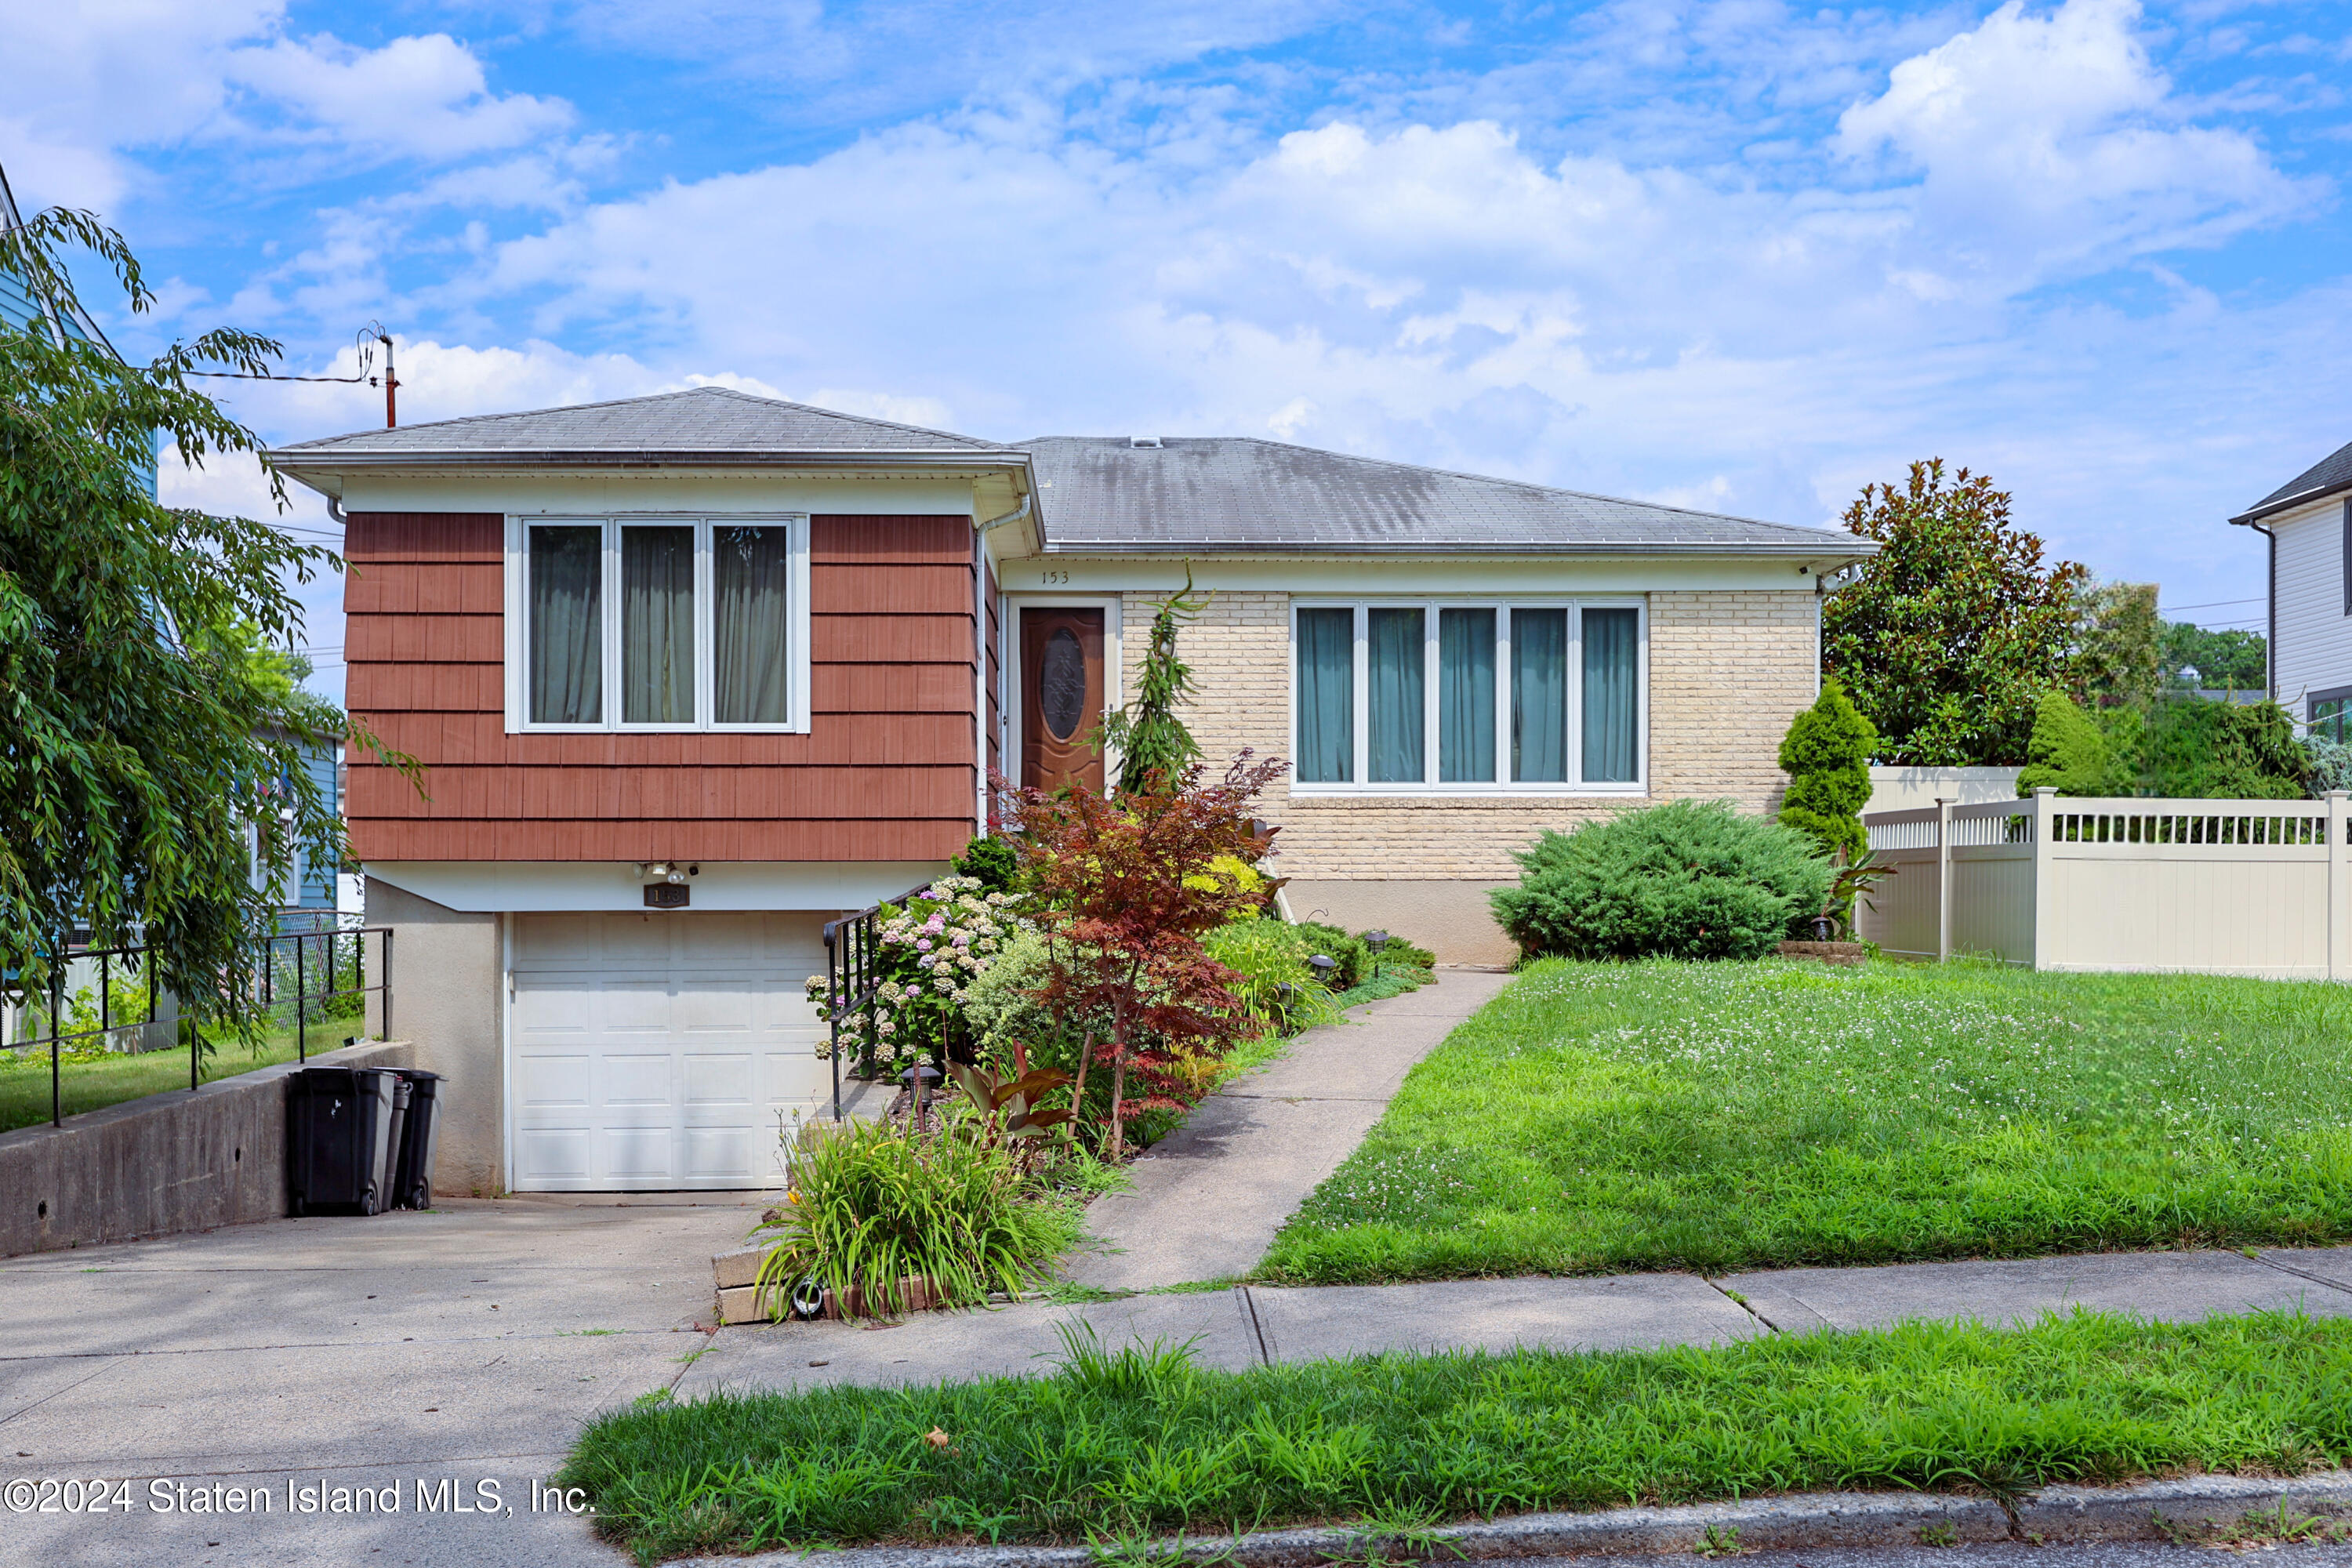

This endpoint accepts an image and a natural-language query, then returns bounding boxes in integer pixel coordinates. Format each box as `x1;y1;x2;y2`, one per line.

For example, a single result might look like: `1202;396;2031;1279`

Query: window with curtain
1439;608;1494;783
713;524;791;724
1295;607;1355;782
1581;607;1639;784
528;525;603;724
518;517;806;732
1367;608;1425;783
622;525;696;724
1293;600;1642;791
1511;608;1567;782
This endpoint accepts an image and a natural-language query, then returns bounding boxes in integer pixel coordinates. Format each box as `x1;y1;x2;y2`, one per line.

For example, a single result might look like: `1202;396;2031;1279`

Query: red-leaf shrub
996;753;1285;1157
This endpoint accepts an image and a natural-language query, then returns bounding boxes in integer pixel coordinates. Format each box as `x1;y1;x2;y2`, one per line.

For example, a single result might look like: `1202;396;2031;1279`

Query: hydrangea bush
804;876;1029;1073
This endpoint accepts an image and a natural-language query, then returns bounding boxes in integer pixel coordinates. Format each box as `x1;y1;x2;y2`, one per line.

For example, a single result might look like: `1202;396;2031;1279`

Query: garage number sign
644;884;690;909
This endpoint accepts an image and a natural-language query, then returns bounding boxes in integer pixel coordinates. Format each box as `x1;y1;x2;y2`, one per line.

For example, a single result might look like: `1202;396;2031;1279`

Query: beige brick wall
1134;586;1818;884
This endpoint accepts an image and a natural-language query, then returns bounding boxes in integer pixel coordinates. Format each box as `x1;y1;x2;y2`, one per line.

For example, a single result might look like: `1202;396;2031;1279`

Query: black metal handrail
2;923;394;1129
820;885;927;1121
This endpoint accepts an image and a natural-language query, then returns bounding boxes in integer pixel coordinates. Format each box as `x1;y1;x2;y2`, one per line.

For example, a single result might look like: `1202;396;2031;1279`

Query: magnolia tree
1000;753;1284;1157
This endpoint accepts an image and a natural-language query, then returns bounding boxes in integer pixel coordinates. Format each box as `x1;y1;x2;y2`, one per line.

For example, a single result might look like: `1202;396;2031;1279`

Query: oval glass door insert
1040;627;1087;741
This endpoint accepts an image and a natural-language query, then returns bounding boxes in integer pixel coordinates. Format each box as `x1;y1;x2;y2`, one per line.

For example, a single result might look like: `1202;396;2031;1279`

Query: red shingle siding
343;511;978;863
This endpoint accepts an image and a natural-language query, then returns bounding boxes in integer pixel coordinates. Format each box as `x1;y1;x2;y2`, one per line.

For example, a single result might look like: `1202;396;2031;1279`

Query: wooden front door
1020;606;1105;793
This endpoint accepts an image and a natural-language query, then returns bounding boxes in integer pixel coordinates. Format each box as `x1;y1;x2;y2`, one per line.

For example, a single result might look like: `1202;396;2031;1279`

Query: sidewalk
1065;967;1514;1290
677;1243;2352;1398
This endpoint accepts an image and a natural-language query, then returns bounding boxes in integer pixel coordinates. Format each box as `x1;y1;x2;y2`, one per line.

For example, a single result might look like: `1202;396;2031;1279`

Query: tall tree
0;206;410;1041
2159;621;2267;691
1822;459;2089;767
2072;583;2160;710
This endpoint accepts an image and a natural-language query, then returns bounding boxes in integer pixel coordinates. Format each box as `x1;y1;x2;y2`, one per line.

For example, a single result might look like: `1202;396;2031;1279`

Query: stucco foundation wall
366;880;504;1196
1142;585;1820;962
0;1039;413;1258
1284;879;1519;967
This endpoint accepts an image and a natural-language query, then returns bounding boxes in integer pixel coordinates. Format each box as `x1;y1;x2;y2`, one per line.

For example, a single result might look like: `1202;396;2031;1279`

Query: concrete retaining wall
0;1040;412;1258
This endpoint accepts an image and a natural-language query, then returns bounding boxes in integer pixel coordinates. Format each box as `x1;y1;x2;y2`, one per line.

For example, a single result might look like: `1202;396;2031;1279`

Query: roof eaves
266;445;1032;469
2229;481;2352;528
1039;537;1878;558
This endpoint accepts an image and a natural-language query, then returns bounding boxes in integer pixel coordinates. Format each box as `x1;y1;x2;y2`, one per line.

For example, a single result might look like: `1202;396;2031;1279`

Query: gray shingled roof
271;386;1014;459
2234;436;2352;524
1019;437;1867;556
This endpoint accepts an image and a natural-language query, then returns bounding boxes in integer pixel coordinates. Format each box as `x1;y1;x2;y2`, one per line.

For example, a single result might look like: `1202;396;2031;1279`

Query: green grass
1261;957;2352;1283
561;1309;2352;1561
0;1018;372;1134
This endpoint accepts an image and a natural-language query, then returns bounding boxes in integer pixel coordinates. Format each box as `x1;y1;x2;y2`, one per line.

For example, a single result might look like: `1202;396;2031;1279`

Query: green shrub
1777;677;1876;864
2308;736;2352;797
951;833;1022;893
2015;691;2118;796
2143;699;2305;800
1290;920;1370;989
1490;800;1832;962
1372;932;1437;970
753;1115;1079;1318
1202;920;1341;1032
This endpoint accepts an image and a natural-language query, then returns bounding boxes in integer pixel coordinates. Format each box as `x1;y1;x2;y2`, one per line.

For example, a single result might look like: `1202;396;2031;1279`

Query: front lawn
563;1309;2352;1559
1260;958;2352;1283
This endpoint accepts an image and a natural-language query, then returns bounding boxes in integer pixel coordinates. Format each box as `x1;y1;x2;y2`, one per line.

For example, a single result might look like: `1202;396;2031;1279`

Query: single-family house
269;387;1874;1194
2232;437;2352;740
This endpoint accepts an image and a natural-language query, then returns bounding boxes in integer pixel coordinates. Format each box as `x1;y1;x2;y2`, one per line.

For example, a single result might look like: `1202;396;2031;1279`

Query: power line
2158;596;2264;613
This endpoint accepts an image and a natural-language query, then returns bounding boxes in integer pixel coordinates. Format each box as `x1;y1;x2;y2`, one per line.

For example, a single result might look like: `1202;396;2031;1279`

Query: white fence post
1934;797;1951;962
2030;787;2057;971
2331;790;2349;982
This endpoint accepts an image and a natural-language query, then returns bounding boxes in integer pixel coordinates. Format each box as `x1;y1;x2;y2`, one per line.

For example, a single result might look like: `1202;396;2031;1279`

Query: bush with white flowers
804;875;1029;1073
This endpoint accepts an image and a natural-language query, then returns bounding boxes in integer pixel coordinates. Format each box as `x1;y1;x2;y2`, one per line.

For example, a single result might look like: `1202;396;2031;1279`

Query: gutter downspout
971;492;1033;836
2249;519;2277;702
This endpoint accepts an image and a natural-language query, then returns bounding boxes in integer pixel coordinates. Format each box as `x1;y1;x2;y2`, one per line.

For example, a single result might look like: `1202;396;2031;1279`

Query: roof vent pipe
1129;435;1163;448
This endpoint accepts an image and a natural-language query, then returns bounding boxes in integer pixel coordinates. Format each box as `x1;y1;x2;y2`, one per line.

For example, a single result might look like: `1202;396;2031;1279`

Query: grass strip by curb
561;1308;2352;1563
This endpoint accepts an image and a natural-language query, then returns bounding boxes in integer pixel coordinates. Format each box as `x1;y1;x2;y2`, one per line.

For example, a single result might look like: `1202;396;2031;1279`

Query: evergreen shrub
1490;800;1832;962
1777;677;1877;864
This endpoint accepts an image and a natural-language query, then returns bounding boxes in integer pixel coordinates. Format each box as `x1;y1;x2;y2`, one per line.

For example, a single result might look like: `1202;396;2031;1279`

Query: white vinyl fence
1857;787;2352;980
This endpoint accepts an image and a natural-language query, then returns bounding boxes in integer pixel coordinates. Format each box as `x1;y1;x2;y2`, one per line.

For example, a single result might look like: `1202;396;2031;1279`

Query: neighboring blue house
5;159;347;927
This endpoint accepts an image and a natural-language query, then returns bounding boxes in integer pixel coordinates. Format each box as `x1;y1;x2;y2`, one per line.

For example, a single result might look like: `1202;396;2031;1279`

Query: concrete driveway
0;1193;763;1567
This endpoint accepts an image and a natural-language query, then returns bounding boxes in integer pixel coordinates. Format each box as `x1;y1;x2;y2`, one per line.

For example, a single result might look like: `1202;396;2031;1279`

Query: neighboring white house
2231;436;2352;740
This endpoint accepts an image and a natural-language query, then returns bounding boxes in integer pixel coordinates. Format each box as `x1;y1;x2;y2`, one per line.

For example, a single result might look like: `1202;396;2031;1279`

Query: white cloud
225;33;573;160
1835;0;2310;280
0;2;574;213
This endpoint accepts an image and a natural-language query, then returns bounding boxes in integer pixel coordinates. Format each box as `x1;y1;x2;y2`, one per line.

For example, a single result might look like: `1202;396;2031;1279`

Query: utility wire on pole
183;322;400;426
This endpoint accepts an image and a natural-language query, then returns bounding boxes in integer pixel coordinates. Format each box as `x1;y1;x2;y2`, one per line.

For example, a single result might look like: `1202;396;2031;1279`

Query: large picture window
1292;601;1644;791
512;516;810;732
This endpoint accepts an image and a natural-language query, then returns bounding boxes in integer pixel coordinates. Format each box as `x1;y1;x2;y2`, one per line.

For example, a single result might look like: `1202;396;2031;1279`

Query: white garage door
509;912;831;1191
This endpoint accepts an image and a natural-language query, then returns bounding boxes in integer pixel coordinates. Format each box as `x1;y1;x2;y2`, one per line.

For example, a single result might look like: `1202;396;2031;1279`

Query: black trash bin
389;1069;446;1210
288;1066;401;1216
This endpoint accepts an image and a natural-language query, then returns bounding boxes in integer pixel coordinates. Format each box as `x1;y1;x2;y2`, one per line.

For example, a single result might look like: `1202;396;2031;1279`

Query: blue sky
6;0;2347;699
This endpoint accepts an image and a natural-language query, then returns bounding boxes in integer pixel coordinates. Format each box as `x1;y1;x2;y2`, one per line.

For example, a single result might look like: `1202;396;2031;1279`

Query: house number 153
1040;570;1070;585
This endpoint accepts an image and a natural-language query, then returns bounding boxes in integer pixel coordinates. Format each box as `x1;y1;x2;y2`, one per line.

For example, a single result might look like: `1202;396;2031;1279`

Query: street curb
701;1469;2352;1566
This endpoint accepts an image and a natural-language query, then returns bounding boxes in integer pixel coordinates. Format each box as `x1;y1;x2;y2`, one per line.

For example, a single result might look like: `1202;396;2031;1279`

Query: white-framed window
1290;600;1646;793
505;515;811;734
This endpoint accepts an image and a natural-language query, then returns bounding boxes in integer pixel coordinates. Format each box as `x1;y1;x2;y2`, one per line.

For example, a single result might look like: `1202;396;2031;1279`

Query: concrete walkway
1065;967;1514;1290
677;1244;2352;1399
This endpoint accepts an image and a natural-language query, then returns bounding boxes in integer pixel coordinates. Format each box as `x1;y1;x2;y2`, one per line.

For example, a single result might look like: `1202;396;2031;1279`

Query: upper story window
510;516;811;733
1293;600;1645;793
